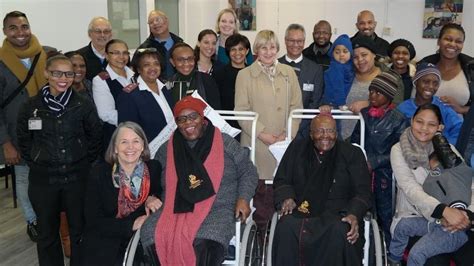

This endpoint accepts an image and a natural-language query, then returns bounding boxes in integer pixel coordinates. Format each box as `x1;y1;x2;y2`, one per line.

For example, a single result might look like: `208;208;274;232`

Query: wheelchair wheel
265;212;279;266
239;220;262;266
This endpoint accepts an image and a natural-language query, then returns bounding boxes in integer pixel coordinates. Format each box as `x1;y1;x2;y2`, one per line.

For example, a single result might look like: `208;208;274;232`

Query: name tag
303;83;314;92
28;117;42;130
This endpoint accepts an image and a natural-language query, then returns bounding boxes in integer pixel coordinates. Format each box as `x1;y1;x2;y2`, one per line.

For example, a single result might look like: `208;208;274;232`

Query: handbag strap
0;52;41;109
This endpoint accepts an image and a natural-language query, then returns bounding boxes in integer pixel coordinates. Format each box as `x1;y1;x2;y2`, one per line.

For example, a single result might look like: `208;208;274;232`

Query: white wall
1;0;472;60
179;0;473;61
0;0;108;52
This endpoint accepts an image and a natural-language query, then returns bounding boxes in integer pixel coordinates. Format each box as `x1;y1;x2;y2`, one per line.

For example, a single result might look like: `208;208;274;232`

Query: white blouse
92;65;135;126
436;70;470;106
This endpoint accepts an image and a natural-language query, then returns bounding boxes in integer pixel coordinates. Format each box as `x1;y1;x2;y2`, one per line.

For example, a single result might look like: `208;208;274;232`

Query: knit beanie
387;39;416;60
173;96;207;117
413;62;441;85
351;35;377;55
368;71;399;100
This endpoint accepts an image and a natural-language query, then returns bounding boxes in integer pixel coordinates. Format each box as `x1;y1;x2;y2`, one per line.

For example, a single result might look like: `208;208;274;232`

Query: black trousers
29;180;86;266
272;214;364;266
193;238;225;266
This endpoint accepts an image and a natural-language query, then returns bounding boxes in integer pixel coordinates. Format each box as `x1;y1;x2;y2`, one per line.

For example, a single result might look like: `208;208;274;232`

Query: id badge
303;83;314;92
28;117;42;130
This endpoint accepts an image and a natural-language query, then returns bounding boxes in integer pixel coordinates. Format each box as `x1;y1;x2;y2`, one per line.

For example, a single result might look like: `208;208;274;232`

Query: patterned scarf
0;35;47;97
113;161;151;219
399;127;434;169
258;60;278;82
41;86;73;117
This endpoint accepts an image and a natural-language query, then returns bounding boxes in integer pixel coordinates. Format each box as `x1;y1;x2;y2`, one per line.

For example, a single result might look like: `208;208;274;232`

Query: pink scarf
155;129;224;265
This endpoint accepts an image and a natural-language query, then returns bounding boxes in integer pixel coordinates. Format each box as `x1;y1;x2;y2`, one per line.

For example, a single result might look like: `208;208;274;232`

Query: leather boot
432;132;462;169
59;212;71;258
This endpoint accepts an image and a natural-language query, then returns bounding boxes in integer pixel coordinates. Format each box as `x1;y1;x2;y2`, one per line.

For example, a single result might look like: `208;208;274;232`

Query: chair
263;109;383;266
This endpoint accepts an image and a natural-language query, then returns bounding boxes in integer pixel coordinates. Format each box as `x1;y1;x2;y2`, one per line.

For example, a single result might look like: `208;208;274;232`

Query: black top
77;42;108;82
351;32;390;58
83;160;163;265
213;64;244;111
303;42;332;70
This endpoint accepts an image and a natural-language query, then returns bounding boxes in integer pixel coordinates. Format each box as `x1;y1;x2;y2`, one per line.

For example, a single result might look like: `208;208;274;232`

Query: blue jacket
117;83;174;142
397;96;463;144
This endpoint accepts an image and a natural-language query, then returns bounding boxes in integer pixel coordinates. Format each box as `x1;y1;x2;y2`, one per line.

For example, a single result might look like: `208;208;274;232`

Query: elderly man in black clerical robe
272;114;372;266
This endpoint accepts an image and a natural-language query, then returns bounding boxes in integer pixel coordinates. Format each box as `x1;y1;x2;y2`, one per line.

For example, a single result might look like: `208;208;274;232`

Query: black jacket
351;107;408;179
420;53;474;159
135;32;183;80
302;42;332;70
83;160;162;265
168;71;222;110
17;89;102;184
77;42;108;82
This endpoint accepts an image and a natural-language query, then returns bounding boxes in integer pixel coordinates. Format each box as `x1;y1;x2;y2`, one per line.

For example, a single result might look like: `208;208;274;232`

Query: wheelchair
123;111;261;266
259;109;384;266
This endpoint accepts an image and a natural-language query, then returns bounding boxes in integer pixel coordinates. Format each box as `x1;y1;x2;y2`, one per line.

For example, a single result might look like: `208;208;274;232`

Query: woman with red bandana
351;71;408;247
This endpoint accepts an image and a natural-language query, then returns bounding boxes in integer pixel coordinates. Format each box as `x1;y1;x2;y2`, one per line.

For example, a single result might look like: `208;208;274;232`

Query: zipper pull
33;108;38;118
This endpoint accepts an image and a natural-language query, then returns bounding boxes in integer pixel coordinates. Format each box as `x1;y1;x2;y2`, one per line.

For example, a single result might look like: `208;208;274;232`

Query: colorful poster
423;0;463;38
229;0;256;31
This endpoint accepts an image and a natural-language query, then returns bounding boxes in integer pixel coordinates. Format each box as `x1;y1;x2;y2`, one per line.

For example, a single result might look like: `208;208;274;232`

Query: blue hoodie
323;34;355;107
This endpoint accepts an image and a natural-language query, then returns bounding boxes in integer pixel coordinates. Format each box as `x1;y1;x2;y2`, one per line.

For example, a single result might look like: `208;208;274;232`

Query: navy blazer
117;84;175;142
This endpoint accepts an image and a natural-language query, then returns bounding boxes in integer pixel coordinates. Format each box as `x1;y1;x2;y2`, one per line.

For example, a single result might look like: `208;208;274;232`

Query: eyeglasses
136;47;158;54
49;70;75;78
312;128;337;135
175;112;201;124
108;51;130;57
90;28;112;35
148;16;166;25
285;39;305;45
173;56;195;64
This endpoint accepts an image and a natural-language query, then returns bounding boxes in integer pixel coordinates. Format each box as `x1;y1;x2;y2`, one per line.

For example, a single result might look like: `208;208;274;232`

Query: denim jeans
14;164;36;223
389;217;468;266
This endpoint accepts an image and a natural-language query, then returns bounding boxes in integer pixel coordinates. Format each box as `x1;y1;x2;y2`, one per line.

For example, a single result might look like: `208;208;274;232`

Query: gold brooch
189;174;202;189
298;200;310;214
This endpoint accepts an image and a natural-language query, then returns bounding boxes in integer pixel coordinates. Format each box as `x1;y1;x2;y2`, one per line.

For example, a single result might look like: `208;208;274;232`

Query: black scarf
41;85;73;117
172;121;216;213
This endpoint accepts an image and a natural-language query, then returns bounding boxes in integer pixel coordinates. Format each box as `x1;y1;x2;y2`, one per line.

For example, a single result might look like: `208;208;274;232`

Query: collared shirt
312;43;330;56
91;43;106;63
20;58;32;69
137;75;174;123
285;54;303;64
154;35;174;51
92;65;134;126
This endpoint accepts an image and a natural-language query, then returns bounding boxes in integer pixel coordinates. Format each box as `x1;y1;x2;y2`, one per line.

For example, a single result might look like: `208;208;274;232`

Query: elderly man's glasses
312;128;337;135
49;71;75;78
148;16;166;25
286;39;305;45
176;112;201;124
90;28;112;35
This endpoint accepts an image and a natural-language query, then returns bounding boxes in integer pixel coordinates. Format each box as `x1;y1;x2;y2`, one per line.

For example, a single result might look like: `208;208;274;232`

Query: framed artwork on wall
423;0;463;39
229;0;256;31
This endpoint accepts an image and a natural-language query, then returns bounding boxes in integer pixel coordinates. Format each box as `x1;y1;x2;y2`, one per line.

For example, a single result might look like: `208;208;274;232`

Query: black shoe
432;132;462;169
27;221;39;242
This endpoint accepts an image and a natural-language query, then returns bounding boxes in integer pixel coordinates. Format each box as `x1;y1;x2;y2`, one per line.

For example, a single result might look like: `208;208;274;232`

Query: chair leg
60;212;71;258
